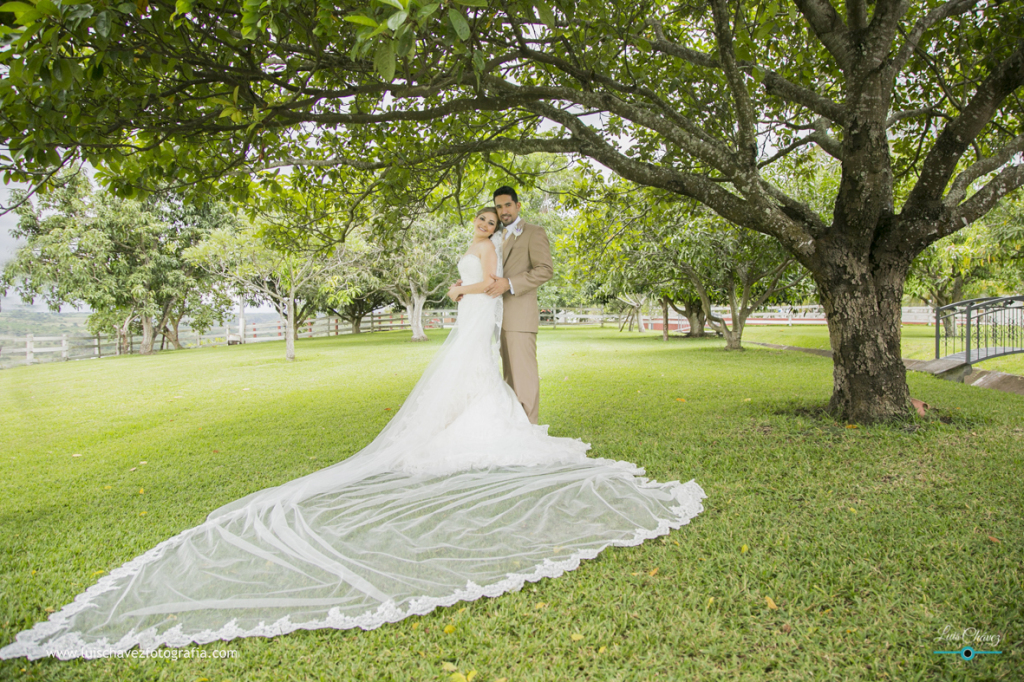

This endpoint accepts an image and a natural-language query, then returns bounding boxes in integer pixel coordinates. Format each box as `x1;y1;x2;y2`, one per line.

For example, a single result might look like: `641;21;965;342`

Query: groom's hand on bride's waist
485;275;510;298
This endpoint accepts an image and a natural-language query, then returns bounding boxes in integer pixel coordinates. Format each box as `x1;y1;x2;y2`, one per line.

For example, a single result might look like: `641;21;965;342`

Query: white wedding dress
0;241;706;660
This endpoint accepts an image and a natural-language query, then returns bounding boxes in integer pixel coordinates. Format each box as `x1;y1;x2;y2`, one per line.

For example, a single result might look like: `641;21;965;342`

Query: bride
0;207;706;661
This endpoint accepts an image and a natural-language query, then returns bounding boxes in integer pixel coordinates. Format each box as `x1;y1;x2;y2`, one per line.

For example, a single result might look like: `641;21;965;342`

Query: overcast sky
0;182;25;267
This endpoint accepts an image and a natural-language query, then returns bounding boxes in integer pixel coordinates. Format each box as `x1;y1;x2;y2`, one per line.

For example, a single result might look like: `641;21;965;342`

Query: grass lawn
743;323;1024;377
1;327;1021;681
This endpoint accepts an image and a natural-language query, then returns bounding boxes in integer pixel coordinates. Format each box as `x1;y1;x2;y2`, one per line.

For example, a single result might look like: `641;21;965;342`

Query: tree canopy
2;0;1023;421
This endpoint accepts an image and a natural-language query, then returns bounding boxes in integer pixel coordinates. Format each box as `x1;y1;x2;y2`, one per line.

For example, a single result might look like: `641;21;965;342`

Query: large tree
568;183;809;348
2;0;1023;421
1;170;232;353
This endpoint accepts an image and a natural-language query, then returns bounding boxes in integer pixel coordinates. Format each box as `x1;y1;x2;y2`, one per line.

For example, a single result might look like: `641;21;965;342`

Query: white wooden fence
0;305;938;368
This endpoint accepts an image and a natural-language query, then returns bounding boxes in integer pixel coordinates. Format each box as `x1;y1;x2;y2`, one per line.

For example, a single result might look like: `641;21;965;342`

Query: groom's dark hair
493;185;519;203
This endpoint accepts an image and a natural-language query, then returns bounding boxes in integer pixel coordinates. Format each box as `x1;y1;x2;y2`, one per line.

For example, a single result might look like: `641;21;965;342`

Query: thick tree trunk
140;315;155;355
670;298;707;337
684;301;706;337
164;316;183;350
661;296;669;341
351;315;363;333
285;292;296;361
408;295;428;341
815;257;911;423
721;325;743;350
935;276;963;338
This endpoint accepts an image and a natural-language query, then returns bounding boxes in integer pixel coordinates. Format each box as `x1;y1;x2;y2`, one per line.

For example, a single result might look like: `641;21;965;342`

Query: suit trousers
499;329;539;424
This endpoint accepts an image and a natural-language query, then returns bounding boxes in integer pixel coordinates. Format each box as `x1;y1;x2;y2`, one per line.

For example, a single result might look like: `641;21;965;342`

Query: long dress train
0;250;706;661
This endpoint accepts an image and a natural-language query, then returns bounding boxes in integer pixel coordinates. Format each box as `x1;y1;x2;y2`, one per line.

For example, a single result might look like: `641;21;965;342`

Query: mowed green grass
0;327;1021;681
743;323;1024;376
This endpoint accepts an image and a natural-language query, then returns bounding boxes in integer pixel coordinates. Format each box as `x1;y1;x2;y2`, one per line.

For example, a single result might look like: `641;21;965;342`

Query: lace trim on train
1;477;705;661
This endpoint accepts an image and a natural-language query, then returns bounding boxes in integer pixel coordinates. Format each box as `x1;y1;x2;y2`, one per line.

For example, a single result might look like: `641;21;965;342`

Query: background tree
908;192;1024;334
379;216;464;342
566;182;808;348
185;226;355;360
3;0;1023;421
1;170;231;354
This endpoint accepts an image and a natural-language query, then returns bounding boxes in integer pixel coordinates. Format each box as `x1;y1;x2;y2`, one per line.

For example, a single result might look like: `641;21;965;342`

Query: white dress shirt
502;217;523;295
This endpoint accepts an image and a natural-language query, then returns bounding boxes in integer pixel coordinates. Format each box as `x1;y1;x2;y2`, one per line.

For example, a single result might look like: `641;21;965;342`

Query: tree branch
950;162;1024;233
710;0;759;169
893;0;983;75
904;41;1024;215
792;0;855;71
945;133;1024;207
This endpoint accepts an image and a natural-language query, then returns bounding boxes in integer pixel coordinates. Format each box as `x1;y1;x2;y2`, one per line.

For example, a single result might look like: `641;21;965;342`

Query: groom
484;186;553;424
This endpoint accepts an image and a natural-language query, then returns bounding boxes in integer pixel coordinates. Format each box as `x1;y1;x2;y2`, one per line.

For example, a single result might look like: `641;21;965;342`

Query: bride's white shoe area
0;246;706;661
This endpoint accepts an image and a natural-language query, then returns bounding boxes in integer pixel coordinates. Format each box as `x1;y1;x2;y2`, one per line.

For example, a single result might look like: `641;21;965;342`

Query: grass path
1;327;1021;681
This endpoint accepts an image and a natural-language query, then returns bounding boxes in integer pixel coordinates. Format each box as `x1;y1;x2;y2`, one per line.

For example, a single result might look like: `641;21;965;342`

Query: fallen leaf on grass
845;424;858;429
138;488;144;495
441;662;458;672
648;568;659;577
103;486;112;490
571;633;584;642
71;454;82;458
741;544;749;554
129;467;136;472
535;602;547;610
91;570;105;577
675;398;687;403
443;624;456;634
765;596;778;610
988;536;1001;543
411;622;419;630
44;607;54;613
598;646;607;654
781;624;791;633
743;398;752;402
139;511;147;516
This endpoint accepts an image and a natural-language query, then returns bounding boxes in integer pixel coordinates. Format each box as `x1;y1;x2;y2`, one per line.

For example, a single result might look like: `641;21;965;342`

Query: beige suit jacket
501;220;554;333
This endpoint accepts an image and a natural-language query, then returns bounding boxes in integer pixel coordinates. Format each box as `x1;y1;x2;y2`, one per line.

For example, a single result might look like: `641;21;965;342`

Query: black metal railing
935;295;1024;364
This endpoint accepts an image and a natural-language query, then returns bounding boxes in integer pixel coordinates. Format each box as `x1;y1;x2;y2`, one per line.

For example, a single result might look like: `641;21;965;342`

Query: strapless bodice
457;254;484;286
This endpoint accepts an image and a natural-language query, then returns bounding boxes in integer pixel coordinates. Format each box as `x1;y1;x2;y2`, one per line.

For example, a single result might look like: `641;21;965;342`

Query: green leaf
415;2;438;20
374;41;396;81
454;0;487;7
66;4;94;22
448;7;469;41
93;10;111;37
343;14;378;27
386;10;407;31
378;0;405;10
534;1;555;28
395;25;414;56
0;2;35;15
